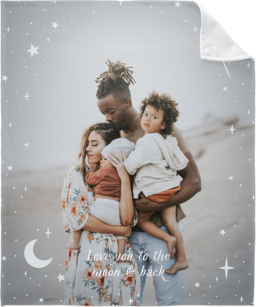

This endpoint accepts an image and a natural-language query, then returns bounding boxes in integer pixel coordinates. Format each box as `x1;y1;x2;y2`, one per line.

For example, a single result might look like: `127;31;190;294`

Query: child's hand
108;150;129;182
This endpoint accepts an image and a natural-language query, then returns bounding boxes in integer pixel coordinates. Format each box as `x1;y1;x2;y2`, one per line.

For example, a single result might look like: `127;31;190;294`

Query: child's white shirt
124;133;189;199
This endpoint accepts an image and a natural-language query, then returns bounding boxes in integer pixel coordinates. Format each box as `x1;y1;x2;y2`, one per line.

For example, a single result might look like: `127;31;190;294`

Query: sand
1;126;254;305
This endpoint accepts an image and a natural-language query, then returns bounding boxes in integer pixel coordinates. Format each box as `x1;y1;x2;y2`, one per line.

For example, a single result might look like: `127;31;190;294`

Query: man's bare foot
165;259;189;275
66;242;80;250
166;237;176;259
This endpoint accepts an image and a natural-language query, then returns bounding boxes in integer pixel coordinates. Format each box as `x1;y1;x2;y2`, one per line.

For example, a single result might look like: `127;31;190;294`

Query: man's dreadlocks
96;60;136;102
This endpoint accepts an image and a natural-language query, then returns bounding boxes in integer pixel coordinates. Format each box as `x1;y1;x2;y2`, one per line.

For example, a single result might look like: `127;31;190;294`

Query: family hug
61;60;201;305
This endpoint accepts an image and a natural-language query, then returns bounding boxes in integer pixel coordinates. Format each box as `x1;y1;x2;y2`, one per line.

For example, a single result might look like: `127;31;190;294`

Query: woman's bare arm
108;150;135;226
82;215;132;237
119;177;134;226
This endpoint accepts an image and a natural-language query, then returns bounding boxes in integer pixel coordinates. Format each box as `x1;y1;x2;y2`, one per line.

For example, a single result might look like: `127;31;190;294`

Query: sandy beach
1;126;254;305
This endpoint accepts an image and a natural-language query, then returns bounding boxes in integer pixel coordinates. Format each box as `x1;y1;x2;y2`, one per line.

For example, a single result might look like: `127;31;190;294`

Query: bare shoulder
171;124;183;137
171;124;189;153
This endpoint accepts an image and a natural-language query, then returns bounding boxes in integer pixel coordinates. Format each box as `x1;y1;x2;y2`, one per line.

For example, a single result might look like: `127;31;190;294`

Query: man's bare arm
134;151;201;213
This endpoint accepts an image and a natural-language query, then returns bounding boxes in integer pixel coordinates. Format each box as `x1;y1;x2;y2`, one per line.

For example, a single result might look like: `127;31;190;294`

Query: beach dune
1;126;254;305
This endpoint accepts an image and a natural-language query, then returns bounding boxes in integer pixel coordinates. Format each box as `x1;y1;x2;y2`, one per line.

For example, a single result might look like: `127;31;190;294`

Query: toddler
124;91;189;275
66;138;135;263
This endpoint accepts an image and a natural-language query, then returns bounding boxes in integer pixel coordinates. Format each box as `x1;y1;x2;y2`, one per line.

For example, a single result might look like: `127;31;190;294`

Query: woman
61;122;141;306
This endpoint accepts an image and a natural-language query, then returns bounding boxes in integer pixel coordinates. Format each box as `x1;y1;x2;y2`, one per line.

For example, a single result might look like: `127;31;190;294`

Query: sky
1;1;255;171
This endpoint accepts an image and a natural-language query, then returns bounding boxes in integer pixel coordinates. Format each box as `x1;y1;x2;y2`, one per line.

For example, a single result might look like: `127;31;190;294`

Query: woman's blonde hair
77;122;120;180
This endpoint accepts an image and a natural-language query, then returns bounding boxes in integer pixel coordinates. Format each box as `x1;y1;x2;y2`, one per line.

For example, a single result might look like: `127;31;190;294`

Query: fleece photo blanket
1;0;255;305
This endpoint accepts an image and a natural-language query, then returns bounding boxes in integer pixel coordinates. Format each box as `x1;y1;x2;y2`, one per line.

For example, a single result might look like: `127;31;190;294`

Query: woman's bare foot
166;236;177;259
165;259;189;275
66;242;80;250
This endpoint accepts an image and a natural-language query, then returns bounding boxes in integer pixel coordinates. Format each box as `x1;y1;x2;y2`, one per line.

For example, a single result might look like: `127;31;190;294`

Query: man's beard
108;122;122;131
108;114;128;131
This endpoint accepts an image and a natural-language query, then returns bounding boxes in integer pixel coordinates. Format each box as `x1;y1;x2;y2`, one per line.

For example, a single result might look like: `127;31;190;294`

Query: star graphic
175;1;181;8
24;271;28;276
24;186;28;192
7;165;13;171
248;110;251;115
9;122;12;128
2;256;7;260
7;27;10;32
128;297;133;305
193;26;198;33
52;22;59;29
223;87;228;91
24;91;30;101
39;298;44;303
229;125;235;134
2;75;8;81
247;63;250;68
47;37;50;42
45;228;52;238
228;176;233;180
219;258;234;279
220;229;226;235
240;296;244;303
27;44;39;57
195;282;200;287
216;277;219;281
24;143;29;147
252;195;255;201
57;274;65;282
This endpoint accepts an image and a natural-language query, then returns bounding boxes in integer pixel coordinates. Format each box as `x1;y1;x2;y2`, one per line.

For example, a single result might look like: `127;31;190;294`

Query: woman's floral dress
61;165;141;306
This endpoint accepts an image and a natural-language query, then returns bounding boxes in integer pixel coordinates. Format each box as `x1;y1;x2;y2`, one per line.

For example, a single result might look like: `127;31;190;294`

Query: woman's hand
118;225;132;237
108;150;129;182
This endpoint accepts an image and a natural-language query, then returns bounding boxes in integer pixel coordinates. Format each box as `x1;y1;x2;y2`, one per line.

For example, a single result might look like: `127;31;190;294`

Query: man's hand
135;193;165;213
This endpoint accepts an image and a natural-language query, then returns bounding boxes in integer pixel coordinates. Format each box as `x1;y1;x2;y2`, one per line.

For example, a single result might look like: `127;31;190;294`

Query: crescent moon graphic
24;239;52;268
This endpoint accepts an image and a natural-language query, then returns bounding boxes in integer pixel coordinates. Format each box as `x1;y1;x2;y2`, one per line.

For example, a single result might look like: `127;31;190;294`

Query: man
95;60;201;305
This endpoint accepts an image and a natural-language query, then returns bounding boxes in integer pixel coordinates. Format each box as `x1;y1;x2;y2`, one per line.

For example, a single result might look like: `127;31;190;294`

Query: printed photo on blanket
1;1;255;305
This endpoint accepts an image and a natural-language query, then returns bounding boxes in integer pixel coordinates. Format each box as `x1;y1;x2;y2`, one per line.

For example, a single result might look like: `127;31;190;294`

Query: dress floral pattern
61;165;141;306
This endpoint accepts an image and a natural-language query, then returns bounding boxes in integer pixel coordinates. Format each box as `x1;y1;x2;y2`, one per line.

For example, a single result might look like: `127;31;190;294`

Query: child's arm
135;151;201;212
124;135;156;175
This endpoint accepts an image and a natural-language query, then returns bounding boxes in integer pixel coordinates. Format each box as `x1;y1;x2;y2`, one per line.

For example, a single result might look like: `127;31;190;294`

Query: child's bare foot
166;236;176;259
165;259;189;275
66;242;80;250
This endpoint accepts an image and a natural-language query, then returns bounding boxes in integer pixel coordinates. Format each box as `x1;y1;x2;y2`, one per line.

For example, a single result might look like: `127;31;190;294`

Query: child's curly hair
96;60;136;102
140;91;179;138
